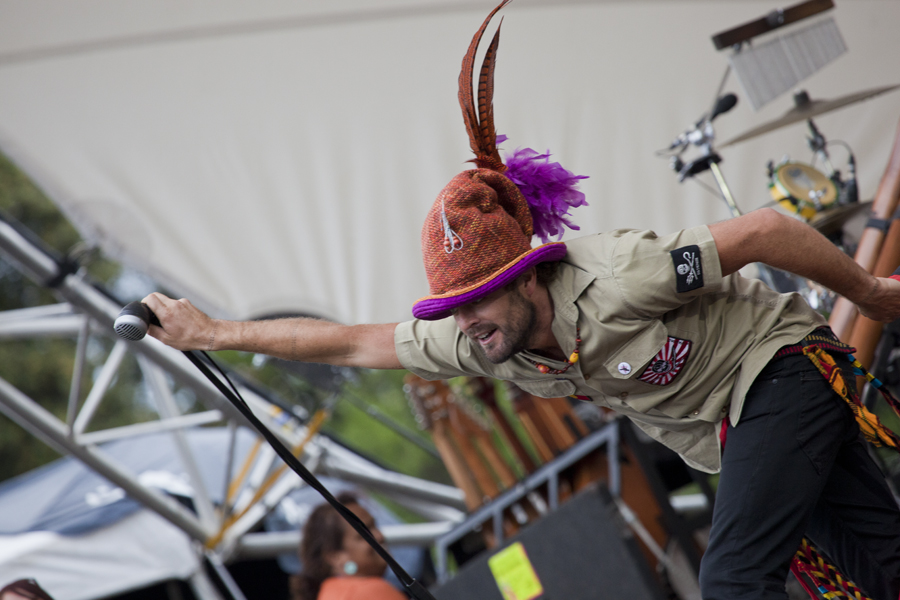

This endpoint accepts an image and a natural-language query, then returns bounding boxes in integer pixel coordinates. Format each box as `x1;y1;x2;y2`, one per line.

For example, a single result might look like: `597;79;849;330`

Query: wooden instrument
404;374;528;540
405;375;687;573
711;0;833;51
468;377;537;474
846;216;900;376
505;383;588;458
830;117;900;340
503;384;671;569
404;375;485;510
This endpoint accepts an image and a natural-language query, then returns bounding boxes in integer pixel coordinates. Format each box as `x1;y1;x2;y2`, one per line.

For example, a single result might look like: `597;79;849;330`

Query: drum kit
660;83;899;312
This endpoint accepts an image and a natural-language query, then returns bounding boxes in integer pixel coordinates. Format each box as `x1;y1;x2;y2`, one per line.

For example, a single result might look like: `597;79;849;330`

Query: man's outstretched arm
709;207;900;323
142;293;403;370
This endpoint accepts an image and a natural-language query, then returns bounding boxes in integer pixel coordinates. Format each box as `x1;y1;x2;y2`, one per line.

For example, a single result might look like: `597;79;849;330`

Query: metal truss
0;215;465;600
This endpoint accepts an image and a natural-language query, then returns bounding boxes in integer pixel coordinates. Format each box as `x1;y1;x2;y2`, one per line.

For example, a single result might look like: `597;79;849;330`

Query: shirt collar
522;263;595;365
548;262;594;323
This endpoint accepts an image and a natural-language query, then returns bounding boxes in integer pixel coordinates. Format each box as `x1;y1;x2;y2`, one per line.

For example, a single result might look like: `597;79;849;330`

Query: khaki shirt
395;225;826;472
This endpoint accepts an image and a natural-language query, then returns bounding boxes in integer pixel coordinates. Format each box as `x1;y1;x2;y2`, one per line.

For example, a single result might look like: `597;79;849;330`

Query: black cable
184;350;437;600
199;350;245;404
827;139;855;157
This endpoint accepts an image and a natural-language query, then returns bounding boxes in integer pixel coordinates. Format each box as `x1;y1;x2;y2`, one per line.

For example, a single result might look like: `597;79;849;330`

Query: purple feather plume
497;134;589;243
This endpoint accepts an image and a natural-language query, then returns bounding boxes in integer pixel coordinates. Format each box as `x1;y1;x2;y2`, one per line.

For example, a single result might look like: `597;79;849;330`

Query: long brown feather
477;26;503;168
458;0;512;171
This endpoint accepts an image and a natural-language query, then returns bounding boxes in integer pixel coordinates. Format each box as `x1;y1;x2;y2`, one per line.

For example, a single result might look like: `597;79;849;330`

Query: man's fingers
142;292;171;316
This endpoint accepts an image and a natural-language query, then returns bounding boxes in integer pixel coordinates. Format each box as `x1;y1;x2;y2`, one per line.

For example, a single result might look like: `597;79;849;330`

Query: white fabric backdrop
0;0;898;324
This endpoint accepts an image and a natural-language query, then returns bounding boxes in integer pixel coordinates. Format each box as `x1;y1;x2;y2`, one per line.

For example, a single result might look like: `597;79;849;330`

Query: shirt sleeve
608;225;723;319
318;577;408;600
394;317;493;380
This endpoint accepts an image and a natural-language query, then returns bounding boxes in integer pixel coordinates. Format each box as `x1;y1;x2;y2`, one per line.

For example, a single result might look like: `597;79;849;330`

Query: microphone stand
181;349;438;600
661;91;793;293
114;302;438;600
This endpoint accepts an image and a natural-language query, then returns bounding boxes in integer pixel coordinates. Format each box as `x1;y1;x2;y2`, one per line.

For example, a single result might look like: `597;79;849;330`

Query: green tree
0;153;171;482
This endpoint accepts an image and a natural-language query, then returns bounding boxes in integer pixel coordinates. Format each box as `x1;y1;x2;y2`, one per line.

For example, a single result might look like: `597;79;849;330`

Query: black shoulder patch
670;245;703;292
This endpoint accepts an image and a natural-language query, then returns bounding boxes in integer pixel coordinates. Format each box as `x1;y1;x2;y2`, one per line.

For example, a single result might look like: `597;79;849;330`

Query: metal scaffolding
0;214;466;600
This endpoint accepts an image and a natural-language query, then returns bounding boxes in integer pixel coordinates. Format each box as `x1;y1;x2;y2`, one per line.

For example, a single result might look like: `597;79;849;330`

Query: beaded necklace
524;327;581;375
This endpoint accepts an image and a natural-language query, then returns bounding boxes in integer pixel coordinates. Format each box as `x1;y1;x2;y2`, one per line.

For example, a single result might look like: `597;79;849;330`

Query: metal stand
432;424;621;583
0;213;466;598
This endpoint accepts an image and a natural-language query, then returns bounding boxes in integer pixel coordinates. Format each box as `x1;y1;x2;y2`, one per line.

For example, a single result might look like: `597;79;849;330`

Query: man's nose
453;306;478;331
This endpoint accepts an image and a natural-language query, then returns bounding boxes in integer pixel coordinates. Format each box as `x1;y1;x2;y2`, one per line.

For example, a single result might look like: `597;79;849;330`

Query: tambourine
769;162;838;220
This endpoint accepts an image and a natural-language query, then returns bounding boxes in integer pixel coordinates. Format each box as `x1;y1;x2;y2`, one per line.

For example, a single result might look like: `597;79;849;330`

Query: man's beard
477;289;537;364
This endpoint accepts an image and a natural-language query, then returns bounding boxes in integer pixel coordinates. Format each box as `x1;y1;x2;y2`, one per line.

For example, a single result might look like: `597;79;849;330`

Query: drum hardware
800;279;836;313
765;118;858;222
759;119;865;313
719;85;900;148
806;118;859;207
659;86;869;313
661;92;743;216
806;117;836;177
660;90;805;296
767;159;838;219
807;200;871;238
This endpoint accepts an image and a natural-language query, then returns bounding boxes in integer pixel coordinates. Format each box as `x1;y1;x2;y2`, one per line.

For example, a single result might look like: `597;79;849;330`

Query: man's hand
142;292;218;351
710;209;897;318
857;277;900;323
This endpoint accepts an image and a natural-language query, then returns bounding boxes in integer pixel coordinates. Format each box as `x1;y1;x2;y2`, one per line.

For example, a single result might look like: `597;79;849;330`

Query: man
146;205;900;600
144;2;900;599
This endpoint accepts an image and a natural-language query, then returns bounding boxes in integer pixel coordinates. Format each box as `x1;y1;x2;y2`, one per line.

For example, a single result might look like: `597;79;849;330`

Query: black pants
699;354;900;600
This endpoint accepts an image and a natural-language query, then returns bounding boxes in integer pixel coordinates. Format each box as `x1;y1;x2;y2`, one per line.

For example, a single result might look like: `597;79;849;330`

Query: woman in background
0;580;54;600
292;492;406;600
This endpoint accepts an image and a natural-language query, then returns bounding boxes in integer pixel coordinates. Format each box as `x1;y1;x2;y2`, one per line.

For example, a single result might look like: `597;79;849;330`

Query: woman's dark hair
290;492;360;600
0;579;55;600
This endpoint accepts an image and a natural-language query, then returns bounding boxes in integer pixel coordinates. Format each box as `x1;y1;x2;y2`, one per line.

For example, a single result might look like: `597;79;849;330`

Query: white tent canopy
0;427;429;600
0;511;199;600
0;0;898;324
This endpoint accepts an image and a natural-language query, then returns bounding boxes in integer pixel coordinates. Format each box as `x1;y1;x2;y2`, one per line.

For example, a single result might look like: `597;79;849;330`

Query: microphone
114;301;160;341
665;93;738;151
710;93;738;122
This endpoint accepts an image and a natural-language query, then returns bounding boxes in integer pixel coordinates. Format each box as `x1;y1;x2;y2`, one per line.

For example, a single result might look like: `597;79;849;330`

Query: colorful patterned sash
781;330;900;599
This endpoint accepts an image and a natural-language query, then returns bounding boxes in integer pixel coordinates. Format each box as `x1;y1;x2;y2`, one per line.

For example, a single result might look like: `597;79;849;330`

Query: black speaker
432;485;665;600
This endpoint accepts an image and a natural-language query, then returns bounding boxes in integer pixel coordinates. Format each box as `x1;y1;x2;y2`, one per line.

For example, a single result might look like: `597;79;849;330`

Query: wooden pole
829;118;900;340
847;215;900;371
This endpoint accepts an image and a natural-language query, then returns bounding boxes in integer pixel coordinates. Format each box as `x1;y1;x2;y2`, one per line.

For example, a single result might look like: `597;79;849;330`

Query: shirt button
584;374;591;380
619;392;628;399
692;410;700;415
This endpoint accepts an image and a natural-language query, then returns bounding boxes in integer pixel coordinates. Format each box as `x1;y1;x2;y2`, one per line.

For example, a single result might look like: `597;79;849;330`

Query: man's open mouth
474;328;497;345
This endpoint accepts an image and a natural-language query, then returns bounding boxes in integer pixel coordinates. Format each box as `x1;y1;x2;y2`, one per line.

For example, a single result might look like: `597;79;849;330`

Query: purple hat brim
412;242;567;320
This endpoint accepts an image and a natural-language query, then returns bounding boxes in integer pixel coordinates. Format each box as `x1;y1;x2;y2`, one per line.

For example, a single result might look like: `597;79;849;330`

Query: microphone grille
114;316;147;341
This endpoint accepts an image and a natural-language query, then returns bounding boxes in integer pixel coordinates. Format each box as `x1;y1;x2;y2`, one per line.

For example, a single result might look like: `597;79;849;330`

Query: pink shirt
317;577;407;600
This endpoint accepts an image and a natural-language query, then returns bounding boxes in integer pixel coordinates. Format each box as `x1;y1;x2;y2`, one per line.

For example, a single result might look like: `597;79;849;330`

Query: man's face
452;284;536;364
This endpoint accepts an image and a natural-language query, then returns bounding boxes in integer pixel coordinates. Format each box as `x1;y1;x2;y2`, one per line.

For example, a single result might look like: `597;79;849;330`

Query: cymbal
720;85;900;148
807;200;872;237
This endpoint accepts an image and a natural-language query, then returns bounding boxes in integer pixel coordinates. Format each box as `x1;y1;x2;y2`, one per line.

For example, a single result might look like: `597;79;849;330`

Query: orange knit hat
412;0;584;320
